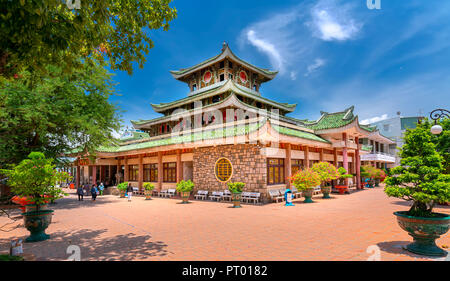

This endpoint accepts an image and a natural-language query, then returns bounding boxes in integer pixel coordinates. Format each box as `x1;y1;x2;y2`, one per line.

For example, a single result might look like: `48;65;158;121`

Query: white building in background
365;114;423;168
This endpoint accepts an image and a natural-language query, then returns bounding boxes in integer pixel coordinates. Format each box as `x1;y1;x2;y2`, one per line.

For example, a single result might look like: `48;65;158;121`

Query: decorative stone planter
23;210;54;242
181;191;190;204
144;190;152;200
302;188;314;203
119;190;126;198
321;186;332;199
231;192;242;208
335;185;348;195
394;211;450;257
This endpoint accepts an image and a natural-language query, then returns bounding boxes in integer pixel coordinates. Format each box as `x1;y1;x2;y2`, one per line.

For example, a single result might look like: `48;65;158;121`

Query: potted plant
384;123;450;256
335;167;353;194
290;168;321;203
311;162;339;199
227;182;245;208
1;152;70;242
374;168;386;187
176;180;194;204
117;182;128;198
143;183;155;200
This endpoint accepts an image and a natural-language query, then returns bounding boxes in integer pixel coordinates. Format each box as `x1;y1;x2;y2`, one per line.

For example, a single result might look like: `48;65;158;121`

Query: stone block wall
193;144;268;201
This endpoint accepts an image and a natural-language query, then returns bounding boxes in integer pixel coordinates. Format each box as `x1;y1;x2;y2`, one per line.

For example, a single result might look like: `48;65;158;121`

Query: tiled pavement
0;185;448;261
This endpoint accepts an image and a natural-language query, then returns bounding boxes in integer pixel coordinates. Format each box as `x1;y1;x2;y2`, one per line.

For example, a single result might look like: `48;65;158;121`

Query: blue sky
110;0;450;132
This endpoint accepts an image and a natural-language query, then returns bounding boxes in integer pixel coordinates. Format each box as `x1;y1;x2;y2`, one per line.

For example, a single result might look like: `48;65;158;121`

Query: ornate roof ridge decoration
169;42;278;81
148;79;297;113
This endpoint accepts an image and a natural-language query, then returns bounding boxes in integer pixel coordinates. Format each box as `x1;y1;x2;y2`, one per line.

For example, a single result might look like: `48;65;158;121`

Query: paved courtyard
0;185;449;261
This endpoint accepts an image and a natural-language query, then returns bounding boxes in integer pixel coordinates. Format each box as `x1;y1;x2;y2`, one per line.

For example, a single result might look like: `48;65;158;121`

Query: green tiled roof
306;107;357;130
361;145;373;152
149;80;296;113
272;125;330;143
120;131;150;142
170;44;278;77
97;121;265;153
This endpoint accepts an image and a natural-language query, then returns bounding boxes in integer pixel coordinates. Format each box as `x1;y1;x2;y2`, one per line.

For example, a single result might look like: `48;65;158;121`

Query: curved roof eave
150;80;296;113
169;45;278;81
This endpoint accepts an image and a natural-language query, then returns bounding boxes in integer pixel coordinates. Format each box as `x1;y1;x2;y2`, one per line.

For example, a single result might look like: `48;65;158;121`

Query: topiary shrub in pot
176;180;194;204
336;167;353;194
143;183;155;200
1;152;70;242
311;162;339;199
384;123;450;257
227;182;245;208
117;182;128;198
290;168;321;203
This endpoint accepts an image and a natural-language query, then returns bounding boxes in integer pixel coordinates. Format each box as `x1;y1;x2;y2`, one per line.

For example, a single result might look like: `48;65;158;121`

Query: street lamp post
430;109;449;135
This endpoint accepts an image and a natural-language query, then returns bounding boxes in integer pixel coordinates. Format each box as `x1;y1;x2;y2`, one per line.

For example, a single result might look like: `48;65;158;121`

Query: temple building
70;43;395;202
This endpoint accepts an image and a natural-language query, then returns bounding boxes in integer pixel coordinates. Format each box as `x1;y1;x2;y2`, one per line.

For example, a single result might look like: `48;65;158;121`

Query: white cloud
305;58;326;77
246;30;284;72
310;0;361;41
240;0;361;79
361;114;389;125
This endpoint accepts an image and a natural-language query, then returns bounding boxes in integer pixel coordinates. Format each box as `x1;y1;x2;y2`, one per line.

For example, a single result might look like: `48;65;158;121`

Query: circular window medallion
239;71;248;83
203;71;212;83
215;158;233;183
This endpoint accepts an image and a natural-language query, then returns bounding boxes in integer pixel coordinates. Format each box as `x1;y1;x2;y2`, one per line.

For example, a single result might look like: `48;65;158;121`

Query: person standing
127;183;133;202
98;182;104;196
77;185;84;201
91;185;98;201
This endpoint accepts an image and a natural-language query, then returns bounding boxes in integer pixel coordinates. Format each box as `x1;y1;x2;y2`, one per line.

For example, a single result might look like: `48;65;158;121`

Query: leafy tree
311;162;339;186
0;60;121;166
384;123;450;217
0;0;177;77
0;152;70;211
419;118;450;173
290;168;321;191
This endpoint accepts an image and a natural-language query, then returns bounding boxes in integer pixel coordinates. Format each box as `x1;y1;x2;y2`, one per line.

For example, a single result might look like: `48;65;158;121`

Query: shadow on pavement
0;228;169;261
377;241;446;260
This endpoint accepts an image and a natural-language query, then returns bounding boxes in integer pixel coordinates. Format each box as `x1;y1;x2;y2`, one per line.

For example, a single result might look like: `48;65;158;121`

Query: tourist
98;182;105;196
91;184;98;201
77;185;84;201
127;183;133;202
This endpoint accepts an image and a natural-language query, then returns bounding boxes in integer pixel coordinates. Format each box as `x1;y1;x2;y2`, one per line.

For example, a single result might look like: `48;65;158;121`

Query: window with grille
144;164;158;182
215;158;233;182
267;158;285;185
129;165;139;181
291;159;304;175
163;162;176;183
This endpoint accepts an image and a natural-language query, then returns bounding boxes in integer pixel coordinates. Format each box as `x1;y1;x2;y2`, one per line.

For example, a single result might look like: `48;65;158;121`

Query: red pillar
355;137;361;190
176;150;182;183
76;165;81;189
138;155;144;191
304;146;310;168
286;144;292;188
342;133;349;186
92;165;97;186
124;158;129;182
158;151;163;191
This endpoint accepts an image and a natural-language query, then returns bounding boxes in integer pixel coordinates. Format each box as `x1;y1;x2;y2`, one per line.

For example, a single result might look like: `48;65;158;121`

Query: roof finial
222;41;228;52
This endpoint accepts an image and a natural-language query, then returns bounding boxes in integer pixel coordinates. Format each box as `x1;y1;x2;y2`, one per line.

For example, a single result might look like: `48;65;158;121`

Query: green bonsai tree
0;152;70;211
384;124;450;217
117;182;129;191
227;182;245;194
143;183;155;191
311;162;339;186
337;167;353;185
289;168;321;191
176;180;194;193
